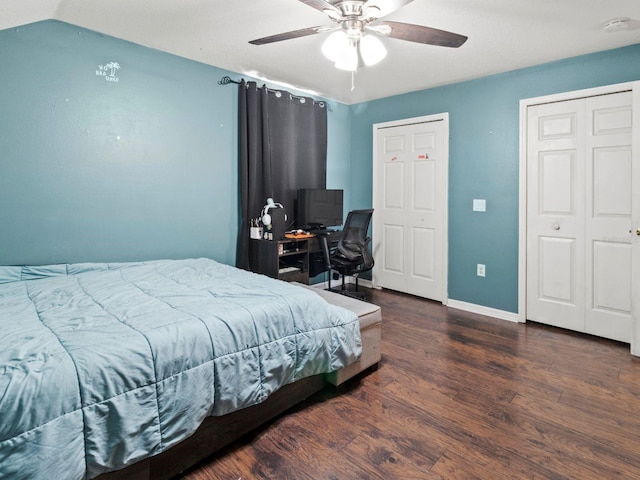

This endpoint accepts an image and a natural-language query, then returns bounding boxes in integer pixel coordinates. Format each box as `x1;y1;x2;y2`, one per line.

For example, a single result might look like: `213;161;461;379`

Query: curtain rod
218;76;241;85
218;76;331;111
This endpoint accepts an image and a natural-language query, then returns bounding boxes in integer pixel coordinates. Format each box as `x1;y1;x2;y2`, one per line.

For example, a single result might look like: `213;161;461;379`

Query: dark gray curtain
236;80;327;269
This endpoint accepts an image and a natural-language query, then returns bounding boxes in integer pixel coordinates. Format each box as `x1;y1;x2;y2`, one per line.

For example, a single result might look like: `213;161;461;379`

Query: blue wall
3;20;640;313
0;20;350;266
348;44;640;312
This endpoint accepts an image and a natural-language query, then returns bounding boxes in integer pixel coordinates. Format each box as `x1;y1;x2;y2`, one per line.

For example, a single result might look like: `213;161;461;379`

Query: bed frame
98;374;326;480
97;286;382;480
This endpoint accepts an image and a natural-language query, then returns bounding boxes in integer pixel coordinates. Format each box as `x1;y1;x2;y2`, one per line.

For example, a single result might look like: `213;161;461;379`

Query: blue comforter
0;258;361;479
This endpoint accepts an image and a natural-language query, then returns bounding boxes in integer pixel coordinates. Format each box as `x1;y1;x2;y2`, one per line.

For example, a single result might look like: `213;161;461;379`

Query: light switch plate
473;199;486;212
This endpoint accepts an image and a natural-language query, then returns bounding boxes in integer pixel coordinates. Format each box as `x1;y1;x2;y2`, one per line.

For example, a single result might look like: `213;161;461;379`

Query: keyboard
310;228;340;235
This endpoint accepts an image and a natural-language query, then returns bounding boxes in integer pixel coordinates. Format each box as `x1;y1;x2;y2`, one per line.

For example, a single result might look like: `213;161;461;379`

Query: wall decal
96;62;121;83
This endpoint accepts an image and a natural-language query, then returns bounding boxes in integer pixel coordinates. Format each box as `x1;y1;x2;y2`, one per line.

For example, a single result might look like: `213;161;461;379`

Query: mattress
0;258;361;479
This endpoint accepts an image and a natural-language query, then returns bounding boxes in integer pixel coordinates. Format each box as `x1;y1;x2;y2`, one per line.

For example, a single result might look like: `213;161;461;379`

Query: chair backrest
337;209;374;269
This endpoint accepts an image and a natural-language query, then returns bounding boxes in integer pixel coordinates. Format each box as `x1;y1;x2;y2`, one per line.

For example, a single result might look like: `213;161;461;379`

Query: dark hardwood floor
182;288;640;479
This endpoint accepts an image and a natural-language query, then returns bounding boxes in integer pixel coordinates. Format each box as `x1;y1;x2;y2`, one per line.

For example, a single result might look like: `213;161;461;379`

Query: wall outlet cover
473;199;486;212
477;264;486;277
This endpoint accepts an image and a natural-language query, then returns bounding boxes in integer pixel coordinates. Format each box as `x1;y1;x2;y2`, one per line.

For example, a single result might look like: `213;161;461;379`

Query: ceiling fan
249;0;467;71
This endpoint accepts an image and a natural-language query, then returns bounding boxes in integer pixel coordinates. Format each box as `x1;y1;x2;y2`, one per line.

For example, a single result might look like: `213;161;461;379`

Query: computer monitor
297;189;344;229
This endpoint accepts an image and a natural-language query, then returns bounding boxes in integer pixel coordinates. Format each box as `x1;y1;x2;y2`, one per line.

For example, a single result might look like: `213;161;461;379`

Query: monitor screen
297;189;344;229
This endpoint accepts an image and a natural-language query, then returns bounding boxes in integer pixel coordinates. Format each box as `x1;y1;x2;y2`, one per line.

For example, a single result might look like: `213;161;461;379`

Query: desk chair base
327;272;367;301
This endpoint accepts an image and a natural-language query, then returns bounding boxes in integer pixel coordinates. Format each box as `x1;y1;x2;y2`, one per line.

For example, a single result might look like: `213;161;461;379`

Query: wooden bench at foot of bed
98;286;382;480
296;283;382;386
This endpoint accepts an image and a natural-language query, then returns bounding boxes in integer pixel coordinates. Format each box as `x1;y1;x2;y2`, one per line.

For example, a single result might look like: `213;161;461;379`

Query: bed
0;258;364;480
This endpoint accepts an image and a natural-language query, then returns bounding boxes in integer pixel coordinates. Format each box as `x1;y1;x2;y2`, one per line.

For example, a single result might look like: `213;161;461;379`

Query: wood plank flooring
182;288;640;480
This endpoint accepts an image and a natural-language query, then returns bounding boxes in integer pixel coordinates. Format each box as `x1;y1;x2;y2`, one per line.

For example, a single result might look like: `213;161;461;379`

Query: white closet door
584;93;633;341
527;91;633;342
373;117;447;301
527;99;586;333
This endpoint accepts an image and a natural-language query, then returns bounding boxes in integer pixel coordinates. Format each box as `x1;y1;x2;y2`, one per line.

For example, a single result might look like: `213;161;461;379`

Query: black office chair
320;209;374;299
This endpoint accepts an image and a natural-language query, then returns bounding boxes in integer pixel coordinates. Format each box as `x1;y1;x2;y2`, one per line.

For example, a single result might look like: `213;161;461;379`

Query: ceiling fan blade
378;21;467;48
362;0;415;18
298;0;341;17
249;26;327;45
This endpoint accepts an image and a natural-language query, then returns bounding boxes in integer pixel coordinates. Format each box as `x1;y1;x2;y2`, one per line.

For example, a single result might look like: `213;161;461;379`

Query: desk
249;230;341;283
307;230;341;278
249;237;309;283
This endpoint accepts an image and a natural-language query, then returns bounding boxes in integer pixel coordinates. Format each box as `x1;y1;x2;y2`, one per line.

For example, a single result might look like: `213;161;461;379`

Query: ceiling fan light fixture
248;0;468;75
322;30;349;62
334;42;359;71
360;34;387;66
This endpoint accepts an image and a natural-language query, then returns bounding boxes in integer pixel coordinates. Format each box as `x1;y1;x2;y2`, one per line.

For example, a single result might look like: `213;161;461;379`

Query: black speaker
269;208;287;241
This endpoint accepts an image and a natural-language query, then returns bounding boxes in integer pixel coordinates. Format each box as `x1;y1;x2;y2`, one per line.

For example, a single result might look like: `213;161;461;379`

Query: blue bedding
0;258;361;479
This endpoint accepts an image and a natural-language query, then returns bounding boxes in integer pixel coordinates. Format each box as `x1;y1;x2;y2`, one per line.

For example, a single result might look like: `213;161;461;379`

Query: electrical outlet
477;264;486;277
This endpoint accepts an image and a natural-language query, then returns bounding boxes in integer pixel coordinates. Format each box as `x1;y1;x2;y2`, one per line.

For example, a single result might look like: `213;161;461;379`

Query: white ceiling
2;0;640;104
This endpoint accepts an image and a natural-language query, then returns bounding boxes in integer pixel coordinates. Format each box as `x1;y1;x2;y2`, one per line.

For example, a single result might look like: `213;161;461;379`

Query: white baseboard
447;299;520;323
310;281;520;323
